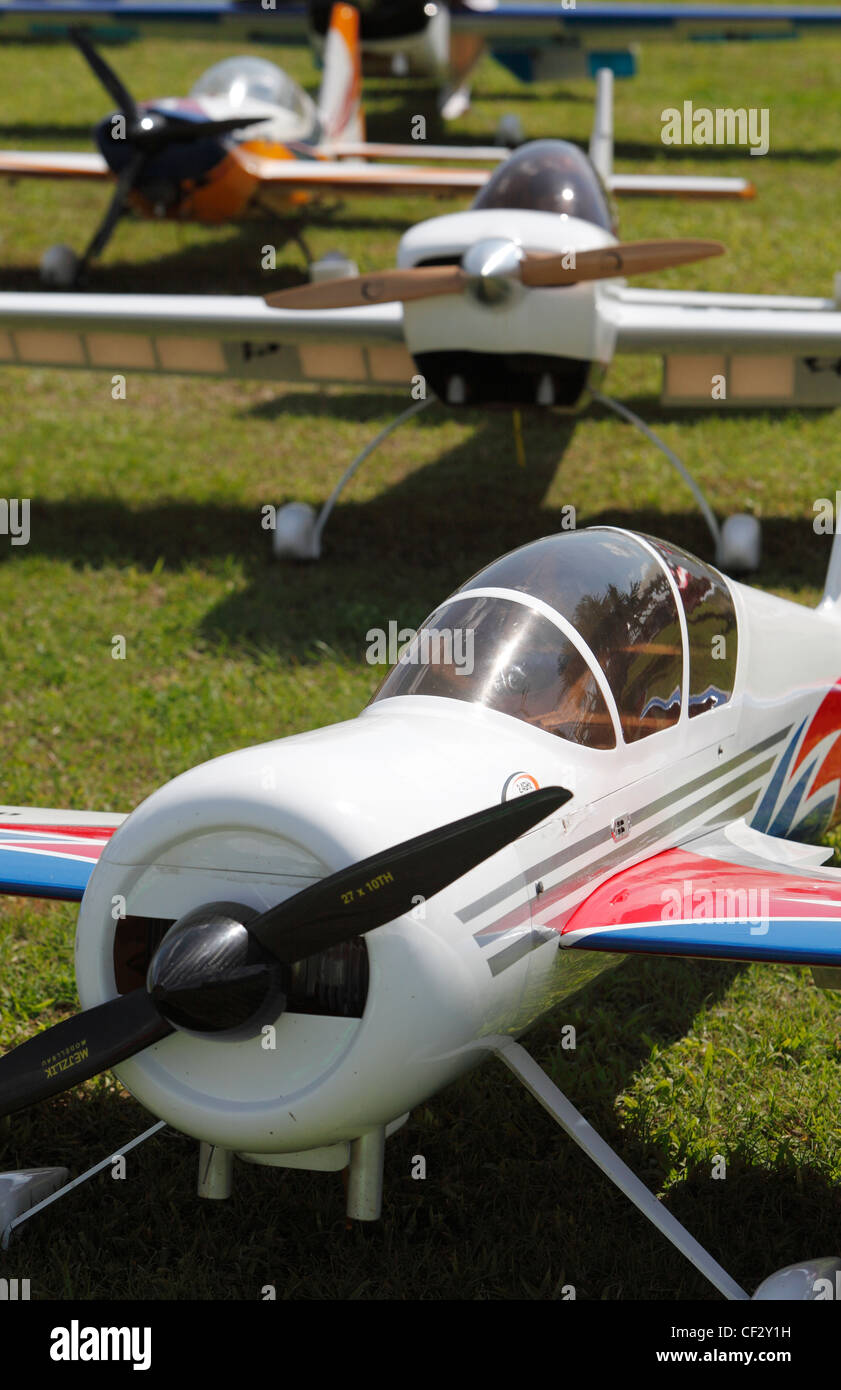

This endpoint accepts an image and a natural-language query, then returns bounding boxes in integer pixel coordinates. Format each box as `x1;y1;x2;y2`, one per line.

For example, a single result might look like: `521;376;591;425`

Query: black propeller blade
248;785;572;964
139;112;273;146
0;786;570;1119
70;25;138;123
0;990;172;1119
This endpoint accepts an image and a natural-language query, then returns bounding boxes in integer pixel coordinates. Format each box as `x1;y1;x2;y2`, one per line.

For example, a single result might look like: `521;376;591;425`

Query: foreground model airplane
0;71;835;568
2;521;841;1301
0;4;508;284
3;1;841;117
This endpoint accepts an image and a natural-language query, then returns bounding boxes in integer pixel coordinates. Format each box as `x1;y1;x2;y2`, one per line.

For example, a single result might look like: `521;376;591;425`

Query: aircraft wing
452;2;841;38
607;284;841;405
561;819;841;969
0;147;755;201
0;292;412;385
0;807;125;902
2;2;841;44
609;285;841;354
322;141;508;163
236;152;488;198
607;173;755;200
0;151;110;180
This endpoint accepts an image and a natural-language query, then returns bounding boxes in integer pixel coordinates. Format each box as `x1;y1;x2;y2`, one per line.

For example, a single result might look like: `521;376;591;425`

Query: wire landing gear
593;391;761;575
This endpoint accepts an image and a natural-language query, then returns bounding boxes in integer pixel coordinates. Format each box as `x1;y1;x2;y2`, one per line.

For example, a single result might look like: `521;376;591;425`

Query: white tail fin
819;521;841;617
317;3;364;143
589;68;613;184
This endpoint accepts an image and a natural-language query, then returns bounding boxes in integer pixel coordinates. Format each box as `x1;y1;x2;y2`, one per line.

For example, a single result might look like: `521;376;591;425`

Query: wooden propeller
264;239;724;312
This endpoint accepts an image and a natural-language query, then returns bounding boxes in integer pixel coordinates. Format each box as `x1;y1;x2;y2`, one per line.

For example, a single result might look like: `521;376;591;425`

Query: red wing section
561;831;841;967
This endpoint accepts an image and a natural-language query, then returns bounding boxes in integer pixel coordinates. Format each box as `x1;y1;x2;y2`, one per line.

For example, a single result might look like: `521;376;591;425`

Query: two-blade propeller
66;27;269;281
0;786;570;1120
264;238;724;311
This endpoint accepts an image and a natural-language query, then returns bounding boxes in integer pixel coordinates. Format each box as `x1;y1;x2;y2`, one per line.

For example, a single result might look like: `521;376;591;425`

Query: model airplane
3;1;841;119
0;4;512;285
2;519;841;1302
0;70;833;571
0;7;757;288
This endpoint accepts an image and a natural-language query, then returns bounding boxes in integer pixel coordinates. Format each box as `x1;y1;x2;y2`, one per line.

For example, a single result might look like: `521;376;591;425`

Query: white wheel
309;252;359;285
754;1257;841;1300
39;244;80;288
495;113;524;147
716;513;761;574
271;502;321;561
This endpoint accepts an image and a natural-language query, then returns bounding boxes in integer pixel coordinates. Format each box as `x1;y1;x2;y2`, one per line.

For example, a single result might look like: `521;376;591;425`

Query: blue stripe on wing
0;847;96;901
572;916;841;967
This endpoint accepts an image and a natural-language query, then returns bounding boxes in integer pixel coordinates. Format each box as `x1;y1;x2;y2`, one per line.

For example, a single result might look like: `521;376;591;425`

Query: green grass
1;25;841;1300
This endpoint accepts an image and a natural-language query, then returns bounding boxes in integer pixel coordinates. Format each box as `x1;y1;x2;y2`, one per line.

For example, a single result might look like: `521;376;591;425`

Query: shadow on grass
3;953;836;1298
0;225;316;296
1;397;829;663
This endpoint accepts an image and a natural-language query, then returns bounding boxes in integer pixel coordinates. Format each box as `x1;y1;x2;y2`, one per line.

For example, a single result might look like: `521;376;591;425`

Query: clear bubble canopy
371;531;738;749
191;56;316;123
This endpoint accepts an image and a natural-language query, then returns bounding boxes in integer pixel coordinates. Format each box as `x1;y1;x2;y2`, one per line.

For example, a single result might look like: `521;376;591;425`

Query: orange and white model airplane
0;3;510;285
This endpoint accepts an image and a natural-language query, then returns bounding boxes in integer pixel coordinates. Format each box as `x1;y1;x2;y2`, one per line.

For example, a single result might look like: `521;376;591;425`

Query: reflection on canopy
371;532;738;747
371;594;615;749
461;531;683;742
472;140;615;231
191;57;315;123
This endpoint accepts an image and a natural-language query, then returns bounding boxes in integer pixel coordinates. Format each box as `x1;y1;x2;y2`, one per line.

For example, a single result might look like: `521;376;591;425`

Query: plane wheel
496;114;524;147
271;502;321;561
40;245;81;288
716;514;761;574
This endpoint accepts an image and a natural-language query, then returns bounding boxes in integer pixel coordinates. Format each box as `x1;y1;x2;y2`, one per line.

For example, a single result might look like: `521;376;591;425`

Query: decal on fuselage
752;681;841;840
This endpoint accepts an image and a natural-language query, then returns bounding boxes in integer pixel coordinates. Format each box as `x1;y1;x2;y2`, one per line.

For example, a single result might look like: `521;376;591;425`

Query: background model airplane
0;4;514;285
0;71;835;569
3;1;841;118
2;519;841;1302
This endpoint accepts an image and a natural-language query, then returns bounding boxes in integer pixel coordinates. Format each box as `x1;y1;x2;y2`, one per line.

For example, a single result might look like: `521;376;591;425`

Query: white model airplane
2;519;841;1302
0;70;836;571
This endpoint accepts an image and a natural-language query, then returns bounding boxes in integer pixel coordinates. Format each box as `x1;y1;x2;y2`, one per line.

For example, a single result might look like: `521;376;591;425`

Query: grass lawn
1;17;841;1301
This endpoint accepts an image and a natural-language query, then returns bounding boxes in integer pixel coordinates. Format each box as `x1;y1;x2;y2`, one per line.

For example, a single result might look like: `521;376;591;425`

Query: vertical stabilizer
317;3;364;143
589;67;614;184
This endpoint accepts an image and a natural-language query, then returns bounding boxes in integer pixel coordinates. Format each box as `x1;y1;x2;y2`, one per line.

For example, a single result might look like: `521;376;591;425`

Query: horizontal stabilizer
609;173;755;199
